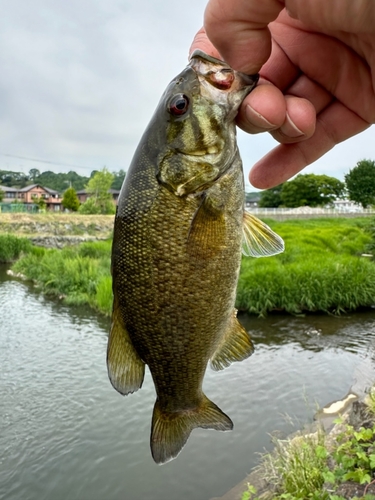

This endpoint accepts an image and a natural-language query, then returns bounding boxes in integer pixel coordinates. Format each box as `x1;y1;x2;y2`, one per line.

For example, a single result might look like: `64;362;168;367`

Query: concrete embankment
0;213;115;248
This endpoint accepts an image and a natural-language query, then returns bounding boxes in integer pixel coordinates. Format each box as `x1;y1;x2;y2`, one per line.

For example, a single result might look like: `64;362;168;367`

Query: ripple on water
1;275;375;500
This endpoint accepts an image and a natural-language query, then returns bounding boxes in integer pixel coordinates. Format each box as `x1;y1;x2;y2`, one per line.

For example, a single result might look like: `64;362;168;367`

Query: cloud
0;0;373;186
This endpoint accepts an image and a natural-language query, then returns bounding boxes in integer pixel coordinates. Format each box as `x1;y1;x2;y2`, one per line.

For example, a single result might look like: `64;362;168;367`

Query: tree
345;159;375;208
280;174;345;208
111;169;126;190
62;187;80;211
79;167;116;214
0;188;4;202
259;184;284;207
31;195;47;211
0;170;29;188
29;168;40;181
35;170;89;192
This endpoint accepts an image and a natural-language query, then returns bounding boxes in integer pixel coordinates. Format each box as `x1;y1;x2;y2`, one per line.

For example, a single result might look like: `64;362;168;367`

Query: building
332;198;363;212
0;184;63;211
245;191;261;208
76;188;120;205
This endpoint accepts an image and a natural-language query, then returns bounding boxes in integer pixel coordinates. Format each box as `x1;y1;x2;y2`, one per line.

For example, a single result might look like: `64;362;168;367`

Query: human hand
190;0;375;188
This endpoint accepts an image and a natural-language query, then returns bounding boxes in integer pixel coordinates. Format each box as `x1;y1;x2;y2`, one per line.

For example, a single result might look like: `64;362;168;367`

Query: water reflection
240;312;375;354
1;265;375;500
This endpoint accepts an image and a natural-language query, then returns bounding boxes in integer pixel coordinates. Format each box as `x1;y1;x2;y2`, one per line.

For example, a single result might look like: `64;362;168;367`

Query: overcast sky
1;0;374;190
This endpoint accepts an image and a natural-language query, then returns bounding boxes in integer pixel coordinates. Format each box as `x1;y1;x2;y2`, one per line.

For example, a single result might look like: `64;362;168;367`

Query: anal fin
151;395;233;464
107;296;145;395
210;310;254;371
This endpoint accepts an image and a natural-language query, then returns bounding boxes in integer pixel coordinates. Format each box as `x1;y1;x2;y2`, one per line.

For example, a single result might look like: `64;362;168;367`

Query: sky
0;0;374;191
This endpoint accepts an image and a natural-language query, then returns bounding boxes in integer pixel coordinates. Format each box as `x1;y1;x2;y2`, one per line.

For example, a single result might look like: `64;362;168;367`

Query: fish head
155;51;258;196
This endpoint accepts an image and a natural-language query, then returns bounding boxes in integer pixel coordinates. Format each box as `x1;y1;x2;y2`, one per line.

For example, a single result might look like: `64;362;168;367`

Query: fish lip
176;146;221;157
189;49;259;87
189;49;230;67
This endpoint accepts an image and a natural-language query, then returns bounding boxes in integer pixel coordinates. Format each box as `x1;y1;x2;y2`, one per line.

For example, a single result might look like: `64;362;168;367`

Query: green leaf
322;470;336;484
315;445;328;459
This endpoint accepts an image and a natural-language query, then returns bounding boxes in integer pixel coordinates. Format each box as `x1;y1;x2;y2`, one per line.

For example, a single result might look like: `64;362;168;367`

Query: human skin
190;0;375;188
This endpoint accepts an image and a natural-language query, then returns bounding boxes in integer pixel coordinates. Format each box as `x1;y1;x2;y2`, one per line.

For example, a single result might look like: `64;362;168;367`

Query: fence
246;207;375;220
0;203;39;213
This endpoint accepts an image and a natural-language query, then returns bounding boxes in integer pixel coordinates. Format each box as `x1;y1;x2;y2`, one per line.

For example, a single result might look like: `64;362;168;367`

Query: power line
0;153;100;170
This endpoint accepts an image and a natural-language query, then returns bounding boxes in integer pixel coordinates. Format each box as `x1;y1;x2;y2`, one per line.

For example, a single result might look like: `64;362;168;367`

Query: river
1;264;375;500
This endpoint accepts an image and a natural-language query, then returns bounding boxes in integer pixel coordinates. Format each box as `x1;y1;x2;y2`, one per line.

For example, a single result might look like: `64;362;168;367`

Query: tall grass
237;217;375;315
6;217;375;317
12;240;113;315
0;234;32;262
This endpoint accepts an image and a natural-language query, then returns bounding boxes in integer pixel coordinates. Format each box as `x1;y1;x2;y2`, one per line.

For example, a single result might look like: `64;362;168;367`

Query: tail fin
150;395;233;464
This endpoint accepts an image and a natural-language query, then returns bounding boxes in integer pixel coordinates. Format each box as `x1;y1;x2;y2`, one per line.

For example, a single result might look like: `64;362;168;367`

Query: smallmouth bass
107;50;284;464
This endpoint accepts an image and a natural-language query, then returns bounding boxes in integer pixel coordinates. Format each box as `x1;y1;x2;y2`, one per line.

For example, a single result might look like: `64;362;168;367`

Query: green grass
12;239;113;315
237;218;375;315
6;217;375;317
241;389;375;500
0;233;33;262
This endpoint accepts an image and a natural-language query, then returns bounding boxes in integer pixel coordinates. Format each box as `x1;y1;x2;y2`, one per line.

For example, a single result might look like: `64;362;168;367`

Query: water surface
1;265;375;500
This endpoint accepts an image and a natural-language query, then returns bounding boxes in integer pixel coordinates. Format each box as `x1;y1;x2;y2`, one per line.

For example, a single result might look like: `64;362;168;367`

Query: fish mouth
181;145;221;156
189;49;259;90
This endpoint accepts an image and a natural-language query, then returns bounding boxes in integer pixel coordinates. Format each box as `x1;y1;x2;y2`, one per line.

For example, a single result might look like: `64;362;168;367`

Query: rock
348;400;374;429
30;235;107;249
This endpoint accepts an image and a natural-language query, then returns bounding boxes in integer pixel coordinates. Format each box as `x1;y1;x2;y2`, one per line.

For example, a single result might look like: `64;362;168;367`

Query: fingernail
245;104;277;130
281;113;305;138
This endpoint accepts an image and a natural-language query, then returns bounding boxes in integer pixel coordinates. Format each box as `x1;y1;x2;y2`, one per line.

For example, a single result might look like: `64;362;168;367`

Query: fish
107;50;284;464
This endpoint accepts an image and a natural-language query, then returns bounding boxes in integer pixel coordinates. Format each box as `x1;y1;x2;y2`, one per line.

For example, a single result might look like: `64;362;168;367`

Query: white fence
248;207;375;215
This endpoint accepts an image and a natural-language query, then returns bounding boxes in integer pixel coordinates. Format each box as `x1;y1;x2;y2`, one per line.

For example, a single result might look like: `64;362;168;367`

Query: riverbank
212;393;375;500
0;213;114;247
238;217;375;315
1;216;375;317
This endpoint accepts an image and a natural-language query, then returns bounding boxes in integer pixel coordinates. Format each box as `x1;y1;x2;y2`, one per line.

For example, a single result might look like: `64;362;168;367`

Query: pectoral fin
107;296;145;395
210;310;254;371
242;211;284;257
187;197;225;260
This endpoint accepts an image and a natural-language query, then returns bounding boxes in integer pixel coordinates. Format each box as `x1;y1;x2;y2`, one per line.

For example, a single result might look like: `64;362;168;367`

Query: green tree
35;170;89;192
62;187;80;211
281;174;345;208
79;167;115;214
345;159;375;208
31;195;47;211
0;188;4;202
111;169;126;190
259;184;284;207
29;168;40;181
0;170;29;188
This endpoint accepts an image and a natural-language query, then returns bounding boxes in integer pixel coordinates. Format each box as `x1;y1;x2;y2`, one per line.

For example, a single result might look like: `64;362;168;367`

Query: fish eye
168;94;189;116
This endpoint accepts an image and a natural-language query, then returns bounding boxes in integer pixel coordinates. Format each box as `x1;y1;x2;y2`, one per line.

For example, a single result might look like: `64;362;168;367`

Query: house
0;184;63;211
76;188;120;205
245;191;262;208
332;198;363;212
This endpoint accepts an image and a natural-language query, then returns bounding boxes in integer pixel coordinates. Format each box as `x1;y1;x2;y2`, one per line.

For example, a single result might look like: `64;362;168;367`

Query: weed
237;218;375;316
241;398;375;500
12;239;112;314
0;234;32;262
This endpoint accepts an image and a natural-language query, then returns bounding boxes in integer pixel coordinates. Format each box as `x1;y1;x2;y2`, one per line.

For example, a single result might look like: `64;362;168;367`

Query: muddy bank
0;213;114;247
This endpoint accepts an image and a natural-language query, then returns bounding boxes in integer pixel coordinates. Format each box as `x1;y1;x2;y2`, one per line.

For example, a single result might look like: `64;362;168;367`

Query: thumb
204;0;285;74
189;27;222;60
